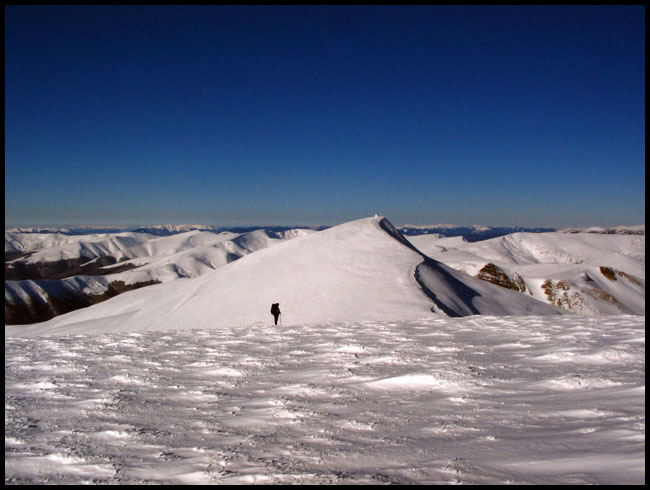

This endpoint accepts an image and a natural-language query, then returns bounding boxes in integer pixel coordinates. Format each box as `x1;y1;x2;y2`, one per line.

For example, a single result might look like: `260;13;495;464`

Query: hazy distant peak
557;225;645;235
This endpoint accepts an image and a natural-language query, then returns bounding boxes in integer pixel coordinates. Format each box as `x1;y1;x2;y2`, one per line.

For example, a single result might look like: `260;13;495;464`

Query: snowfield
5;315;644;484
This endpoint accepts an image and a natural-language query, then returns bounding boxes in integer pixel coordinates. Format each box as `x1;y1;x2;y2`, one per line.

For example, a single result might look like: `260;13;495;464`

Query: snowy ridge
6;231;228;263
4;232;117;255
5;229;316;267
99;228;316;285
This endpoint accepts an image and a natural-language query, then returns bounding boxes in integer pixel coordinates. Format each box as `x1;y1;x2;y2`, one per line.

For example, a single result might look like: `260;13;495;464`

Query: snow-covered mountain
4;224;226;236
4;226;132;235
7;222;643;238
5;223;329;237
410;231;645;315
5;229;317;275
6;217;645;326
6;217;564;336
5;229;315;324
131;224;223;236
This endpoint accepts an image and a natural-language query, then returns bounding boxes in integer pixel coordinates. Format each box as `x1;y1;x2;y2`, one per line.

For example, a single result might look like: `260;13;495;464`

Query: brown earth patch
600;266;617;281
476;263;523;292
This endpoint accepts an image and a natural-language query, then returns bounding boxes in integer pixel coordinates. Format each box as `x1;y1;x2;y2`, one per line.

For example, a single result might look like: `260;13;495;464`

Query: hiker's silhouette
271;303;281;325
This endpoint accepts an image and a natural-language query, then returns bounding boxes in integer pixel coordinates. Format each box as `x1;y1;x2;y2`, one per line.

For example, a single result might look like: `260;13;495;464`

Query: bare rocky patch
541;279;626;314
600;266;641;286
476;263;530;294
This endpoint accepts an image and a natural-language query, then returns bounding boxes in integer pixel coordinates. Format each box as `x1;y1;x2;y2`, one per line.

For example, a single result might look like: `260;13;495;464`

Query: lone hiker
271;303;281;325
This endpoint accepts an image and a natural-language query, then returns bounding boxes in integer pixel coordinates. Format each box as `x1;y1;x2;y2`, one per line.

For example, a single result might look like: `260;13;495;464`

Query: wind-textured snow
5;315;644;484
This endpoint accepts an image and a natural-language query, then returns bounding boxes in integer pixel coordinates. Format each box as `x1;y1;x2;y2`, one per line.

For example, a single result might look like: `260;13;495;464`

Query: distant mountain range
556;225;645;235
6;223;645;239
4;224;328;237
398;225;556;241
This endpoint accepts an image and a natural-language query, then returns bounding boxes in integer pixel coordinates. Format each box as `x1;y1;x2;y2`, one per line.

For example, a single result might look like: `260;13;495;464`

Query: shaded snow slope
380;219;560;317
416;259;561;317
6;217;562;336
5;315;644;484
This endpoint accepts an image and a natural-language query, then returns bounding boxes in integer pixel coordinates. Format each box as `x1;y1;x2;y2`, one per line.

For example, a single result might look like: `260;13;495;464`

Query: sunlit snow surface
5;315;644;484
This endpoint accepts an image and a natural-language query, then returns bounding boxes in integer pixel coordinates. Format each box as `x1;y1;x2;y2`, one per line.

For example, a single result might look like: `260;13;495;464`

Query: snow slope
5;229;317;325
5;315;644;484
6;217;562;336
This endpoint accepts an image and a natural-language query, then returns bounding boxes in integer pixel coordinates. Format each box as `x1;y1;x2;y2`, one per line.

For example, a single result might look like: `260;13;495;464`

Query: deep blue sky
5;5;645;227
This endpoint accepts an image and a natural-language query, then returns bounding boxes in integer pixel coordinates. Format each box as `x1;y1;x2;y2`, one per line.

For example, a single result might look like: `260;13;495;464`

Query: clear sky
5;5;645;228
